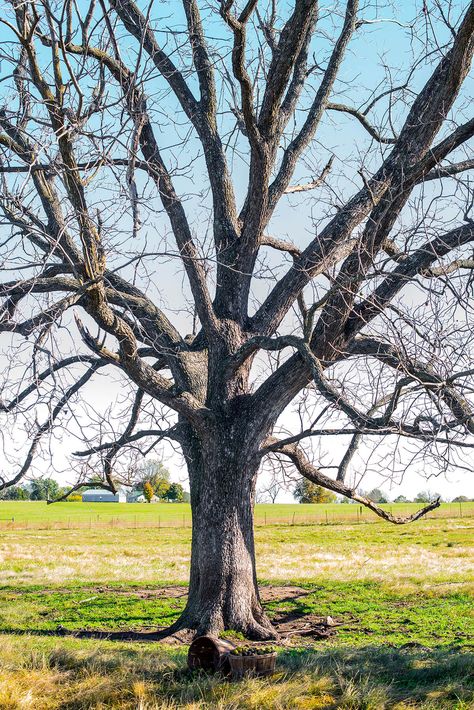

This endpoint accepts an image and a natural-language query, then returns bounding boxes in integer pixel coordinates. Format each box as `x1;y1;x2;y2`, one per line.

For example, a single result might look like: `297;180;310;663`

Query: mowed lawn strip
0;500;472;526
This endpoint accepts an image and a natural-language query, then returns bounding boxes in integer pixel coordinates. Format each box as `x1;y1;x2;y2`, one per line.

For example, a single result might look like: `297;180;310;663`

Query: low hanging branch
265;438;441;524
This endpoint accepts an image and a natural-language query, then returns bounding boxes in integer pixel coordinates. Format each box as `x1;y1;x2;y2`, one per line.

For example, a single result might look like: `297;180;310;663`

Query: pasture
0;502;472;708
0;499;472;528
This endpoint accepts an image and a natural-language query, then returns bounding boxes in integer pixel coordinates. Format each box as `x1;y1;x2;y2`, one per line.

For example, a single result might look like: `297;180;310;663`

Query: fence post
325;510;328;525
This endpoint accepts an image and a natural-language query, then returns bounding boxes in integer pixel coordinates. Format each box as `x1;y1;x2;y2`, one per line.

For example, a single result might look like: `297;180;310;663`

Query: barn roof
82;489;118;496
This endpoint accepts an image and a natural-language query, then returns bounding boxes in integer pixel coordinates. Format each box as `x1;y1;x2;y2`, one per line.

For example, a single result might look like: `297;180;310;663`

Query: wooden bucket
228;651;277;680
187;636;235;674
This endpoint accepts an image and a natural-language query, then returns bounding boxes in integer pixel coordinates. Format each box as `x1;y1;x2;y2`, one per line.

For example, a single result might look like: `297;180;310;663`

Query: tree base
51;613;278;644
168;605;279;641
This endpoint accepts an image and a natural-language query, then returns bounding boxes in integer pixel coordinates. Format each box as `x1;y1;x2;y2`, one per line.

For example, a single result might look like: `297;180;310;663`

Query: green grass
0;500;193;524
0;506;472;708
0;580;472;649
1;500;472;527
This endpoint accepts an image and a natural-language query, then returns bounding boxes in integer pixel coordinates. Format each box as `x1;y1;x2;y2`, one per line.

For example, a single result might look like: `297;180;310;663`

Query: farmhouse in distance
81;489;126;504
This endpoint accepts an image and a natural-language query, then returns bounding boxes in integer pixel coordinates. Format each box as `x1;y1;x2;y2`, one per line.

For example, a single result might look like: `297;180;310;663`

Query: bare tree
0;0;473;638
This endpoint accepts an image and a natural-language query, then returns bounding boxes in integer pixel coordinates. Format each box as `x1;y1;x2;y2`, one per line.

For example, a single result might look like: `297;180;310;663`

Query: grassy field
0;503;472;708
0;500;472;528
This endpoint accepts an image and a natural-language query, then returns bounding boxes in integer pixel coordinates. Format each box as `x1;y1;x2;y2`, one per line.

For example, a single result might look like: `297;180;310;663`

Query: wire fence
0;503;472;531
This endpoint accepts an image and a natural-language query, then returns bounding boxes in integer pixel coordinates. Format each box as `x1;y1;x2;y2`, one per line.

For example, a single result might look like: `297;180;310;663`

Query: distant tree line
0;459;190;503
293;480;471;505
0;478;60;501
0;470;469;505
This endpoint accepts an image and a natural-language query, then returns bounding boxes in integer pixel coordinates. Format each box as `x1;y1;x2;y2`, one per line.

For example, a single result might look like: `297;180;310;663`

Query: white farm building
81;489;126;503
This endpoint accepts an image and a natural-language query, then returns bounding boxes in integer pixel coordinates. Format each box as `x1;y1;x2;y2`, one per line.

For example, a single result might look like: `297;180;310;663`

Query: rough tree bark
181;433;272;638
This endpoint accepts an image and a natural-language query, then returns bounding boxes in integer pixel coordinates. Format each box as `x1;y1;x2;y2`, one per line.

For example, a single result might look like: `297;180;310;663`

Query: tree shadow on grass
1;626;472;707
45;640;474;708
0;625;190;643
276;644;474;708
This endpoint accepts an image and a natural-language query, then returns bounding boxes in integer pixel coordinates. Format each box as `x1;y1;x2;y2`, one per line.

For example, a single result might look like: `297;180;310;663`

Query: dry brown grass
0;636;471;709
1;520;473;591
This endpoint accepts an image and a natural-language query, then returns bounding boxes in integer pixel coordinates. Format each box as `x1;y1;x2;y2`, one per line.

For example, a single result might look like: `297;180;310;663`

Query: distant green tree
367;488;389;504
143;481;154;503
294;479;337;504
414;491;429;503
414;490;442;504
154;478;171;500
393;495;411;503
0;485;29;500
134;460;171;499
29;478;60;501
164;482;185;502
452;495;470;503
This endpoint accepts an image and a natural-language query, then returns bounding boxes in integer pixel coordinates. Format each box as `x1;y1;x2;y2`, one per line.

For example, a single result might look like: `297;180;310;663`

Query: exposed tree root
0;587;339;645
0;615;336;645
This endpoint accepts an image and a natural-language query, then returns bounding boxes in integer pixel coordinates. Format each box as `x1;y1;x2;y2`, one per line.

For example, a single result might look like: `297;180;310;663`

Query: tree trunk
174;425;276;639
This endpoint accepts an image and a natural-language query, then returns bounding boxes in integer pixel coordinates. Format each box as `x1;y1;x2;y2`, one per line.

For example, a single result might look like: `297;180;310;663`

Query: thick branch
258;0;318;137
424;158;474;181
32;35;217;334
348;337;474;435
347;222;474;335
109;0;239;259
267;438;441;524
220;0;261;146
252;4;474;336
267;0;359;215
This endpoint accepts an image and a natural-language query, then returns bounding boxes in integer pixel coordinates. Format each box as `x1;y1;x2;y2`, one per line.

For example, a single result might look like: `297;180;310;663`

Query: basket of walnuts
228;646;277;679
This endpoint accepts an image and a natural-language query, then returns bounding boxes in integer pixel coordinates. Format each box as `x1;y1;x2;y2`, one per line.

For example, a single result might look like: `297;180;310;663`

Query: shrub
143;481;154;503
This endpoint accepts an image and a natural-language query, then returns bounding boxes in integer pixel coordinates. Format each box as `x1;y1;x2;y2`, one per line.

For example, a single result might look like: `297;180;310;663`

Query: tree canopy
294;479;337;504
